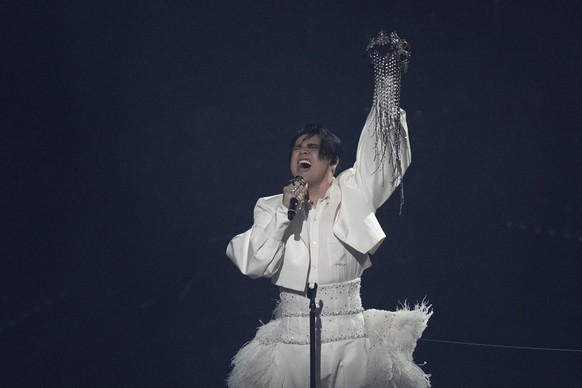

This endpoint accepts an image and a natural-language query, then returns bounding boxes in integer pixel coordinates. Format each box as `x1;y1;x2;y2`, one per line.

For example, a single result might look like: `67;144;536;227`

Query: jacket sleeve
226;196;290;279
332;108;411;256
343;108;411;210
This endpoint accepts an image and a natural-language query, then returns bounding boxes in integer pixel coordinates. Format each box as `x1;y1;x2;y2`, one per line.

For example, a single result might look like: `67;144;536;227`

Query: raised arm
345;107;411;210
344;30;412;210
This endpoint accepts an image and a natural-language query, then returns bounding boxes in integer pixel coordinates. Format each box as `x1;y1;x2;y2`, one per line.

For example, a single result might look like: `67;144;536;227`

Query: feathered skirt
227;279;432;388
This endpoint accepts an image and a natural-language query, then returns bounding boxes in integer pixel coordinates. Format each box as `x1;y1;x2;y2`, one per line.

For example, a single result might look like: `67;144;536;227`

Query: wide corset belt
276;279;366;345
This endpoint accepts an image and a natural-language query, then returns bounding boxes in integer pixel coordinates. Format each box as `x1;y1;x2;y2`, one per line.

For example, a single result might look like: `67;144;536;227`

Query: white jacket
227;109;411;292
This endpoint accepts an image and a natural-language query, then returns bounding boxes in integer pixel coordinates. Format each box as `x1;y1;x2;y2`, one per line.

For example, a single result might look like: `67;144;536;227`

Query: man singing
226;32;431;388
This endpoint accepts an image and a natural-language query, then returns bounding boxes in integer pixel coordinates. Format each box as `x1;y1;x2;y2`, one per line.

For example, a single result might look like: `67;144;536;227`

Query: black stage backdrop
2;1;581;386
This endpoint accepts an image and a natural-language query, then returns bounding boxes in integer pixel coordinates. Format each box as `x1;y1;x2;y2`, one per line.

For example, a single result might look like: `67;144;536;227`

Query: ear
330;158;339;174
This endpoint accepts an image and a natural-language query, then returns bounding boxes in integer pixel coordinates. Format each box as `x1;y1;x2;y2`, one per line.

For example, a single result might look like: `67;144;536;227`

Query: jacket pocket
327;237;348;267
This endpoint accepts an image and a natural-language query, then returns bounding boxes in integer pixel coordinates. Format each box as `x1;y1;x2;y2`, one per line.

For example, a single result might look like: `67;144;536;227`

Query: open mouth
298;159;312;170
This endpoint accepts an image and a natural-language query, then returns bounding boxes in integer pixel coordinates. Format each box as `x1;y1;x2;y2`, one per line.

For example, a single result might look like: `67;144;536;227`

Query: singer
226;32;431;388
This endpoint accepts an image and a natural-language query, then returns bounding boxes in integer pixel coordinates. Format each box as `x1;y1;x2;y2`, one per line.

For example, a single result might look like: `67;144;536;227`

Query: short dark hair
288;124;343;166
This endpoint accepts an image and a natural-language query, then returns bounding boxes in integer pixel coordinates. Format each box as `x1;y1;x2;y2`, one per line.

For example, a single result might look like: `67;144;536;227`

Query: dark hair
288;124;343;166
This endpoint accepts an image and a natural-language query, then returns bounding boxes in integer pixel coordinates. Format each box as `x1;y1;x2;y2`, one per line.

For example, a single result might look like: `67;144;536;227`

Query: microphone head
293;176;306;186
288;176;306;187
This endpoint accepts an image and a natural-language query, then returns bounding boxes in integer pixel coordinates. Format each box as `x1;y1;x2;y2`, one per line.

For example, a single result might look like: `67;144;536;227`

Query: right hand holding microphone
283;176;307;220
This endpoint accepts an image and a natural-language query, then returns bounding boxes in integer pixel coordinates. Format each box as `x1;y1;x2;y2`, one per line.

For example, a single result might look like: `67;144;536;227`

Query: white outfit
227;109;431;387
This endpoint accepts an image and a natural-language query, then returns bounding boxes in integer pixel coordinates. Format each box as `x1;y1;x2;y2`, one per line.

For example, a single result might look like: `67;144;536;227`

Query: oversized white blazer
227;109;411;292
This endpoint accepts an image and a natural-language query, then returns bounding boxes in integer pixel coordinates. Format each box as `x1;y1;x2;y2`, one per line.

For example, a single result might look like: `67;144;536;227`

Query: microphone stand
307;283;318;388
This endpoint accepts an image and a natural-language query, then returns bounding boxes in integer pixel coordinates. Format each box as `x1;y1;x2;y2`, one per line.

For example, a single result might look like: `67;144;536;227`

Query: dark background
2;1;581;387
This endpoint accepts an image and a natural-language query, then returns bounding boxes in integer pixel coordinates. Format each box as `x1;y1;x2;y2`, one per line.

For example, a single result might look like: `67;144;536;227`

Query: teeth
299;159;311;167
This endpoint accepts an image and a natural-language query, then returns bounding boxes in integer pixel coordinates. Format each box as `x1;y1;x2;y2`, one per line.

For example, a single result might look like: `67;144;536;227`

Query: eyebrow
294;140;320;148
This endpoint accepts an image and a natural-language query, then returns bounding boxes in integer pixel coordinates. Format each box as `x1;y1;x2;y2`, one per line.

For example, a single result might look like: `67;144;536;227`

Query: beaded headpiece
366;31;410;212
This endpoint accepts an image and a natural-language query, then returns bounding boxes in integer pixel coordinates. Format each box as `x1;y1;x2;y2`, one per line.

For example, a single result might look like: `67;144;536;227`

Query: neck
307;175;333;205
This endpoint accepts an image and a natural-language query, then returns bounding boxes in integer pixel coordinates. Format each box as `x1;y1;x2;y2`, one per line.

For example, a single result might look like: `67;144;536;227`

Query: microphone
287;176;306;220
288;198;299;220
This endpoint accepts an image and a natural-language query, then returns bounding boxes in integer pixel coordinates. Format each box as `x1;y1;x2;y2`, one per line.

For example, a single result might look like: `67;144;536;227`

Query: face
290;134;336;185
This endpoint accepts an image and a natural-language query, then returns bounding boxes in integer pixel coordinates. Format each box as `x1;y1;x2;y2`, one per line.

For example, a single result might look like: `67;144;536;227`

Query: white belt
277;279;366;345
